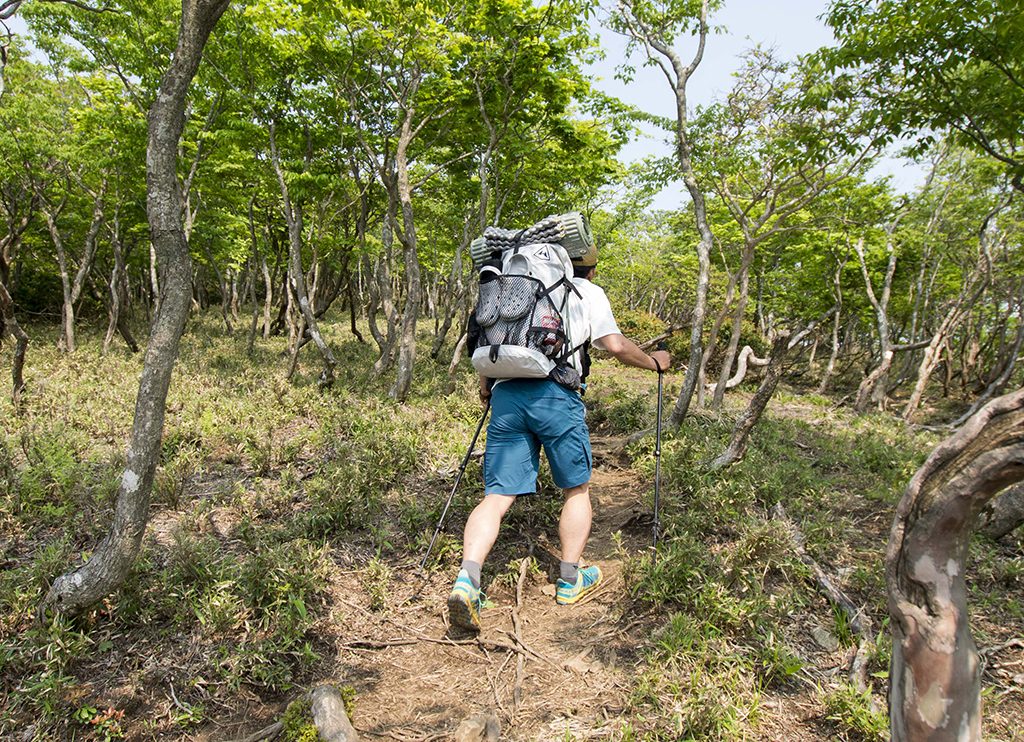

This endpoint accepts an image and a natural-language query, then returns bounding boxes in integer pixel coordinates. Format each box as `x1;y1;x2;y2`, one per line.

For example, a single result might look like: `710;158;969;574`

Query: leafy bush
615;309;665;345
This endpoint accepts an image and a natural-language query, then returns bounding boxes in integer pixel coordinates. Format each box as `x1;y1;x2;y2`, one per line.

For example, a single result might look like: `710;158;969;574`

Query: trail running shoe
448;569;483;632
556;565;603;605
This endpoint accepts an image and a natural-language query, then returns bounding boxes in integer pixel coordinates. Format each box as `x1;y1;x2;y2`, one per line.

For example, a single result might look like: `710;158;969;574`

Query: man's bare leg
559;483;592;564
462;493;517;566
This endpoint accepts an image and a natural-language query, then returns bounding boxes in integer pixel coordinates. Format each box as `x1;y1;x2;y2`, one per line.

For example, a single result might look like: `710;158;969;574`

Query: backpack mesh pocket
498;275;537;321
476;280;501;327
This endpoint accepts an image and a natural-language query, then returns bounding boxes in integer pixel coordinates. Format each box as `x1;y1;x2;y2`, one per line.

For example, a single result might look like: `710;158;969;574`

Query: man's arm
597;333;670;372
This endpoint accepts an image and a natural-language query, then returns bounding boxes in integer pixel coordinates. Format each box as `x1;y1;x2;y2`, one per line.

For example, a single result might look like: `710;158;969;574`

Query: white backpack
471;242;590;389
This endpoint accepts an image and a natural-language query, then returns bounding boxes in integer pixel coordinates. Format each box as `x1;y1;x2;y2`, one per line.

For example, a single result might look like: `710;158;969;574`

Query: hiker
448;239;671;632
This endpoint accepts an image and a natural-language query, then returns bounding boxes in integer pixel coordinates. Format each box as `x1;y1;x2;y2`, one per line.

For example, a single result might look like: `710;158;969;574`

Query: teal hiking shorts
484;379;592;495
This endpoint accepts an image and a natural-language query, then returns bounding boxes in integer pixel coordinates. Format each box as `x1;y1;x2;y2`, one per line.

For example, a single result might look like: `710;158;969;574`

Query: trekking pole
419;399;490;572
652;342;666;564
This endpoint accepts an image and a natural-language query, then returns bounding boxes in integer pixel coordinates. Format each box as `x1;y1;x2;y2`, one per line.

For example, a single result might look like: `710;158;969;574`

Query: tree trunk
391;113;422;403
103;208;132;355
40;0;231;618
696;250;741;408
260;252;273;339
854;234;898;413
887;388;1024;741
709;332;789;470
269;119;336;388
309;685;359;742
246;257;260;355
904;217;994;422
370;223;399;377
623;0;713;429
949;313;1023;428
346;278;364;343
0;279;29;406
817;263;843;395
430;229;468;360
712;242;754;410
43;197;76;352
202;240;233;335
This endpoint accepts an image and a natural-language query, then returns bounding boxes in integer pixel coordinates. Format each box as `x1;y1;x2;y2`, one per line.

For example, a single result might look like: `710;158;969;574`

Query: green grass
0;317;1021;740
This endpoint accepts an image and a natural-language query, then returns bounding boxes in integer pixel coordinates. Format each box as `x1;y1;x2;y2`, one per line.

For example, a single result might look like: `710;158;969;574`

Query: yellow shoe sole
448;589;482;632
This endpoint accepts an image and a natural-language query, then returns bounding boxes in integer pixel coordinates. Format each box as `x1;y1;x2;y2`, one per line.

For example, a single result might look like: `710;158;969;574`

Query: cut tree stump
310;685;359;742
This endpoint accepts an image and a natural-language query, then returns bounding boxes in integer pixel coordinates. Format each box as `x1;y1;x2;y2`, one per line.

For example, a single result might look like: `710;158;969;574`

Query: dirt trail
296;436;653;741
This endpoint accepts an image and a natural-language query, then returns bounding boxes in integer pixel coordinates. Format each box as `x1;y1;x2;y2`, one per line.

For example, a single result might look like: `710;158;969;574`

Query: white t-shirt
571;277;620;350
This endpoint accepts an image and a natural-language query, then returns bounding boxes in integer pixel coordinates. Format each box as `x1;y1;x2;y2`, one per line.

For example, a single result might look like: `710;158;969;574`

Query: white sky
588;1;925;210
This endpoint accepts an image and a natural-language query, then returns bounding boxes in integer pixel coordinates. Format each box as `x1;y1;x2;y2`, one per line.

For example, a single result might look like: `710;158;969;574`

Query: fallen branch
638;324;687;351
773;503;874;693
511;557;530;714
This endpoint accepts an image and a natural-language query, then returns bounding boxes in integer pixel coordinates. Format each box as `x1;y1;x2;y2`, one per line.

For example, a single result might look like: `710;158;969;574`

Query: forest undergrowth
1;316;1022;741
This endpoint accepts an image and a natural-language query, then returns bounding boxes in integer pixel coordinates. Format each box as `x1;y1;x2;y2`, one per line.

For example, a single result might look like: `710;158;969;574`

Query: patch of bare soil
194;437;656;741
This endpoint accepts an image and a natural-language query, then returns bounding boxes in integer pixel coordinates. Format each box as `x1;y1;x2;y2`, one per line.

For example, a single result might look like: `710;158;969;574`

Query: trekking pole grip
654;340;668;375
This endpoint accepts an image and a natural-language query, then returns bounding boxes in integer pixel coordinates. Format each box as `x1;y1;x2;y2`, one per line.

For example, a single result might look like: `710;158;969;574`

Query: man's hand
479;376;492;406
650;350;671;373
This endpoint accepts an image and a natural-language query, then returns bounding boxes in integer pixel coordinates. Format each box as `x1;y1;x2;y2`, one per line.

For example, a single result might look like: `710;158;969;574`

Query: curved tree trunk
621;0;715;429
41;0;231;618
949;316;1023;428
1;201;34;406
886;388;1024;741
904;219;994;422
707;344;769;397
853;234;897;413
709;332;789;470
696;252;742;408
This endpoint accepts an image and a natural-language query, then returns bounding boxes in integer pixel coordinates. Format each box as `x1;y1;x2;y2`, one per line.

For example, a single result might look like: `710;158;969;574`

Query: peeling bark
40;0;231;618
887;389;1024;741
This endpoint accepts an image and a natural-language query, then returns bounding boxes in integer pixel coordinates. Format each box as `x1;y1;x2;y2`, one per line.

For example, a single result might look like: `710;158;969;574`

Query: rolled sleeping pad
470;212;595;267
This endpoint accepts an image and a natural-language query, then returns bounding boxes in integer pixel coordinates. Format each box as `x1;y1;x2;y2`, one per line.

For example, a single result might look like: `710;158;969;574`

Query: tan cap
572;241;598;267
